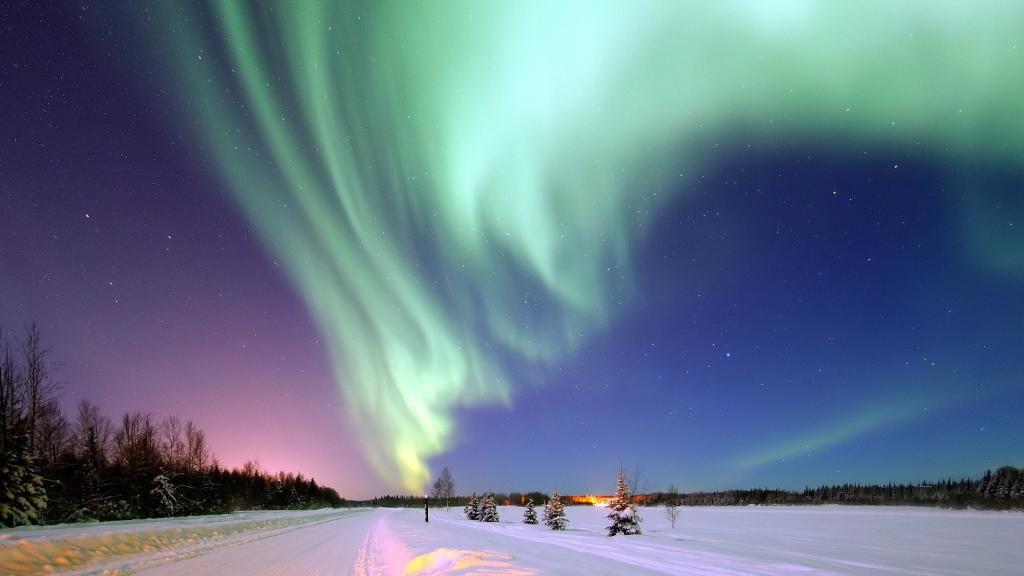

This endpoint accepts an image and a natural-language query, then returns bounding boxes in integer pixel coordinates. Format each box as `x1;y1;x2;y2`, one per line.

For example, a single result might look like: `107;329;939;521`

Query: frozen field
1;505;1021;575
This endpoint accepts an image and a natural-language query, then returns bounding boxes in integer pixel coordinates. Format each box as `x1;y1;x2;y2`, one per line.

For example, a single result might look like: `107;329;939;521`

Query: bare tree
664;484;681;529
628;465;653;506
113;411;160;509
431;466;455;510
160;415;186;471
36;400;69;466
22;323;60;454
0;327;24;453
241;459;261;477
75;400;112;460
240;459;262;509
113;412;158;467
184;420;209;476
441;467;455;510
75;400;112;498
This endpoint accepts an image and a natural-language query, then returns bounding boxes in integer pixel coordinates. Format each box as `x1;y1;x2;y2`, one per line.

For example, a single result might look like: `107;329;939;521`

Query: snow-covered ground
1;505;1021;575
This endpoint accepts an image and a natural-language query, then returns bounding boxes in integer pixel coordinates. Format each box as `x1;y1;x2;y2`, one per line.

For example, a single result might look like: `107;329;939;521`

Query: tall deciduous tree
185;420;209;476
0;327;23;454
22;323;59;454
113;411;159;513
161;416;187;471
75;400;111;500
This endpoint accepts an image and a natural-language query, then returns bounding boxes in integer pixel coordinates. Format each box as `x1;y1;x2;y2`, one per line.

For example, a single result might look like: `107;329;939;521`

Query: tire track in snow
354;510;410;576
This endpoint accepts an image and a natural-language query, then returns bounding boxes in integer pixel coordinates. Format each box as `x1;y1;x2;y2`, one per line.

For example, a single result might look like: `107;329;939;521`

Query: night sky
1;1;1022;498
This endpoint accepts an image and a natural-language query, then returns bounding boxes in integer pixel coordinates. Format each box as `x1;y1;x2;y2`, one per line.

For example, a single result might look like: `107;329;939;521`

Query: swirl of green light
145;0;1023;490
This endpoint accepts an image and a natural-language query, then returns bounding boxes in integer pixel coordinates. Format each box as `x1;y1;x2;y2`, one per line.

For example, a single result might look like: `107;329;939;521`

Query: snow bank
1;505;1021;575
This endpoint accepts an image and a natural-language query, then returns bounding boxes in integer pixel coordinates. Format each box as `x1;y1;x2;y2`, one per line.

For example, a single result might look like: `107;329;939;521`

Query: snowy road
136;508;386;576
2;505;1022;575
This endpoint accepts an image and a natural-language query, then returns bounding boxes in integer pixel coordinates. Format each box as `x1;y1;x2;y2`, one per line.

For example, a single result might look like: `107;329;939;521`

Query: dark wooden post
424;495;429;522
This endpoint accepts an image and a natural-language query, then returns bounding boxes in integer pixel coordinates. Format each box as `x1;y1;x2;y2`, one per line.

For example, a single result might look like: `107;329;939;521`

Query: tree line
647;467;1024;510
369;466;1024;514
1;324;343;528
363;490;553;509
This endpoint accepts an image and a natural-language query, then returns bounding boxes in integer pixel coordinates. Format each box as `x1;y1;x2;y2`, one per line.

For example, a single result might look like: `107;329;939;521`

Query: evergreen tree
977;470;992;495
479;492;500;522
474;492;485;519
522;498;538;524
464;493;479;520
607;468;641;536
0;439;48;527
150;472;179;517
996;475;1011;499
543;490;568;530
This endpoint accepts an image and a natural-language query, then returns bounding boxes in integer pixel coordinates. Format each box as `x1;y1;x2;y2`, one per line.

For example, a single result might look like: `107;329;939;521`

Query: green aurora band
144;1;1023;491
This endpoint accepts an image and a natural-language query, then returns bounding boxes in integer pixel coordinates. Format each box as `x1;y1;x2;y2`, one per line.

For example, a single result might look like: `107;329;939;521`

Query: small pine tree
464;493;479;520
607;468;641;536
522;498;538;524
543;490;568;530
150;472;179;517
479;492;500;522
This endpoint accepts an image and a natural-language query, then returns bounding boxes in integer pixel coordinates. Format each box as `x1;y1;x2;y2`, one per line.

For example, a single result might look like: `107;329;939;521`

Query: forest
365;491;551;509
371;467;1024;512
648;467;1024;510
1;324;343;528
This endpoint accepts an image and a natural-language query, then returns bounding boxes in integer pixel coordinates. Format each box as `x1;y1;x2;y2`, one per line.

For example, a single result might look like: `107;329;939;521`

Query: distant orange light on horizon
567;494;610;507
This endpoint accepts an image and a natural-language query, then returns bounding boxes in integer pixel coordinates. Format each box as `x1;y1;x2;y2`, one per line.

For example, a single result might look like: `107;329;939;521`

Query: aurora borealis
2;1;1022;496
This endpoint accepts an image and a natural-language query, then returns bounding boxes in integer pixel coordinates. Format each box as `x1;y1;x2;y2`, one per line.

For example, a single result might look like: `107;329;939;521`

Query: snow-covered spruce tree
0;441;48;527
464;493;479;520
522;498;538;524
607;469;641;535
150;472;179;517
543;490;568;530
480;492;500;522
474;492;486;519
